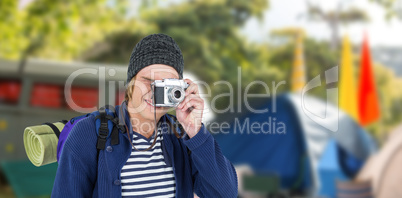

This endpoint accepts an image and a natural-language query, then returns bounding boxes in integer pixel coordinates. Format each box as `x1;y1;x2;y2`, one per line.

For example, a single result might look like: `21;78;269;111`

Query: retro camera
151;79;189;107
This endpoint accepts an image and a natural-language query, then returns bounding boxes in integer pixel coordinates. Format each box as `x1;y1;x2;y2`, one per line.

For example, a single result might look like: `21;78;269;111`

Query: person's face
127;64;179;122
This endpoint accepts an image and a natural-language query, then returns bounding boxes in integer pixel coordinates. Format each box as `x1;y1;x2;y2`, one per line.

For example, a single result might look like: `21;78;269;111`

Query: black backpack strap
96;110;109;150
94;105;119;184
95;146;101;185
43;122;61;139
96;106;122;149
110;125;119;146
94;115;116;122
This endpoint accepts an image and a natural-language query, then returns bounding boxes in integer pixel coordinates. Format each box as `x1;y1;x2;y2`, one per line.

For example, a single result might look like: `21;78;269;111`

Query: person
51;33;238;197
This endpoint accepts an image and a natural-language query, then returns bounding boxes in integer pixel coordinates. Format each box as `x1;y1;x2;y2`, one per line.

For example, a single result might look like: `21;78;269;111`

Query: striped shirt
121;127;176;198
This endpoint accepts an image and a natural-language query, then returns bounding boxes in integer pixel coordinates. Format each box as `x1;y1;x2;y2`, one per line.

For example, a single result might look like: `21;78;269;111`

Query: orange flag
358;34;380;126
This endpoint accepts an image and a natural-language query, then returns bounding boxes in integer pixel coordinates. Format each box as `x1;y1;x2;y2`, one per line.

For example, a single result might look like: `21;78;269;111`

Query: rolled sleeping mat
23;122;65;167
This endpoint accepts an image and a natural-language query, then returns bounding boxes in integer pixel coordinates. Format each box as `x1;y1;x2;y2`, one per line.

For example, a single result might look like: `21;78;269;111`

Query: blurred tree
0;0;129;60
370;0;402;20
271;28;306;38
83;0;279;112
367;63;402;141
271;28;307;92
270;37;339;99
305;1;369;50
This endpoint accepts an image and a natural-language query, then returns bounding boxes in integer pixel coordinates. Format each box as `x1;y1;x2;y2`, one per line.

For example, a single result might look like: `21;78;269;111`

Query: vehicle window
0;80;22;105
69;86;99;109
30;83;63;108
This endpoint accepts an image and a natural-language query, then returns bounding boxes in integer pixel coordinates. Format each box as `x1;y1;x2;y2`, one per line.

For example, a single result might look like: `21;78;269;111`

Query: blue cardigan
51;105;238;198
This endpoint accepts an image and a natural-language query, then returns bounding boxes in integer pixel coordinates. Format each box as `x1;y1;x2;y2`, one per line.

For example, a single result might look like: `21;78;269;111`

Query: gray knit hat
126;33;184;83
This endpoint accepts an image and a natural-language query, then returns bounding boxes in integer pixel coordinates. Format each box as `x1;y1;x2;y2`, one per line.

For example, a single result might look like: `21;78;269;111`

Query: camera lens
168;87;185;104
174;90;181;99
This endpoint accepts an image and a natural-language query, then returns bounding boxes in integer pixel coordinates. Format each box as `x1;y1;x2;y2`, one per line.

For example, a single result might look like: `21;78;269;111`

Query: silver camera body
151;78;189;107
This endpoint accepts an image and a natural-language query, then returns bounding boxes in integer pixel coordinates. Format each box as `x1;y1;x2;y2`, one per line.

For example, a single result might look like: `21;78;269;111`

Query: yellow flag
339;35;359;121
291;33;306;92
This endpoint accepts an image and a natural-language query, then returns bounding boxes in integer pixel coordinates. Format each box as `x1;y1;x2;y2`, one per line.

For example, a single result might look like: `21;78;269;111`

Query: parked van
0;59;127;160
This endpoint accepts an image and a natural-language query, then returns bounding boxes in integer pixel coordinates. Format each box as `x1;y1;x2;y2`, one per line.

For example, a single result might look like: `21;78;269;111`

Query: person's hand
175;79;204;138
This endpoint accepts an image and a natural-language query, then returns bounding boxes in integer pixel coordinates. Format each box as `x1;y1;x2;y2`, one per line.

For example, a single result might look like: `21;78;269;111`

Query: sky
241;0;402;47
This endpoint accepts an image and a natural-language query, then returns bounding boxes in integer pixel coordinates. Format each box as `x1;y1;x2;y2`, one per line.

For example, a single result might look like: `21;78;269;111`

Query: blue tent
212;93;376;197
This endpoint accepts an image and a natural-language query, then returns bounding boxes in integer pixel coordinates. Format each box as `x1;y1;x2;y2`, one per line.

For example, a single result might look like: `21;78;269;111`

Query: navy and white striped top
121;127;176;197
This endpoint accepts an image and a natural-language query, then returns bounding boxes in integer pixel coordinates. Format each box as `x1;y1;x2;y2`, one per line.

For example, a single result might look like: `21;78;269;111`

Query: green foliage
305;2;370;50
84;0;273;111
367;63;402;140
370;0;402;20
307;5;370;23
0;0;129;60
270;38;340;98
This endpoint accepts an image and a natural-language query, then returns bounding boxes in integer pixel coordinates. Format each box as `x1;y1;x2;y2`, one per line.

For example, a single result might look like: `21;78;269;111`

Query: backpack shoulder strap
92;105;120;150
96;109;109;150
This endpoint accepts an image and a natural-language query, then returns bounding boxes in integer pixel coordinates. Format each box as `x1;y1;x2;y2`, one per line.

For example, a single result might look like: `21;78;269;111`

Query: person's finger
179;96;203;111
180;97;203;112
178;94;200;109
185;82;199;96
183;79;193;85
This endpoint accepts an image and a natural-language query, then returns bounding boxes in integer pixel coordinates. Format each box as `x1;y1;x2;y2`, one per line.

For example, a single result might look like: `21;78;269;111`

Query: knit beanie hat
126;33;184;84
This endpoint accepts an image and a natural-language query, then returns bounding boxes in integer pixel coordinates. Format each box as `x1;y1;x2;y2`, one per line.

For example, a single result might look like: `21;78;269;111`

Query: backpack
55;105;122;162
54;104;187;162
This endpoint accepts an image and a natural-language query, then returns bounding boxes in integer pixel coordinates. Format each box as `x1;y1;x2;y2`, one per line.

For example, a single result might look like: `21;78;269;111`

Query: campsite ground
0;184;15;198
0;184;51;198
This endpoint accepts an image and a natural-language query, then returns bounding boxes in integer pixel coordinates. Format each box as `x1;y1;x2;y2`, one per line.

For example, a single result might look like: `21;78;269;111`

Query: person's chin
141;111;165;122
141;103;165;119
